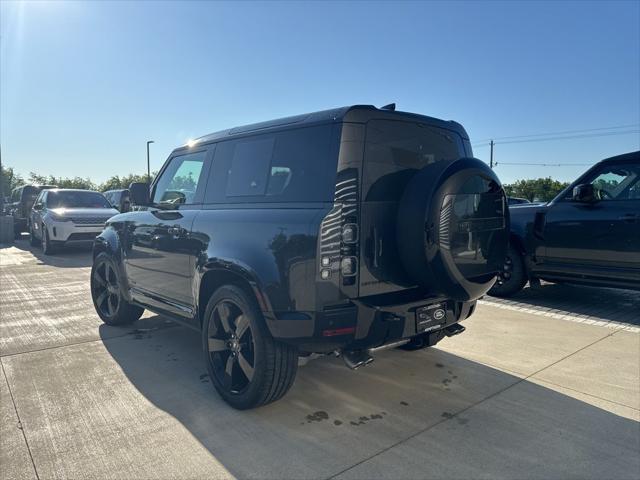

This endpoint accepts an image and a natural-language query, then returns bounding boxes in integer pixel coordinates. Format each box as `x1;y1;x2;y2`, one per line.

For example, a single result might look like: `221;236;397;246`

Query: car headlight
49;212;71;222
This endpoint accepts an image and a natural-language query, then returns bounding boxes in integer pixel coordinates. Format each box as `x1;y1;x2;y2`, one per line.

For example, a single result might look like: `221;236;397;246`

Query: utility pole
489;140;495;169
146;140;155;185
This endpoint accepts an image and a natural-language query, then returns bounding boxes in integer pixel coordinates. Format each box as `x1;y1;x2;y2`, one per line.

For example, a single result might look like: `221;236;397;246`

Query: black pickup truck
490;151;640;297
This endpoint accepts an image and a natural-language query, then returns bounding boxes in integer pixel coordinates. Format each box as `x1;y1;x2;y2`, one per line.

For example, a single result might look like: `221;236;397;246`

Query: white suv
29;189;118;254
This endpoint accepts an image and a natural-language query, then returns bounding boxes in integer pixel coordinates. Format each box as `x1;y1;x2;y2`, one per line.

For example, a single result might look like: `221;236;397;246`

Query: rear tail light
319;212;360;285
340;256;357;276
342;223;358;244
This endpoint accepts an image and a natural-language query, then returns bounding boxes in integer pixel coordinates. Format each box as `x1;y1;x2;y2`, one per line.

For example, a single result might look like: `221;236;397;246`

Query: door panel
123;147;212;315
539;159;640;279
123;209;201;312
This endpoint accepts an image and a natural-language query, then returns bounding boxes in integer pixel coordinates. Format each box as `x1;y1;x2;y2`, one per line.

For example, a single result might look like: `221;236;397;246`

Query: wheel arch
197;265;273;330
93;226;122;261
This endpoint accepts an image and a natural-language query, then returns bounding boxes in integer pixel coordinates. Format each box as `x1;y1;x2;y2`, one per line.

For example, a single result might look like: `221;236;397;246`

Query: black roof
183;104;469;150
600;151;640;164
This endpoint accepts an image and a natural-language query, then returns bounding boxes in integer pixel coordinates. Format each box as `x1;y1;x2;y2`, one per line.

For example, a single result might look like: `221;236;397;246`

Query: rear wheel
488;245;527;297
91;253;144;325
202;285;297;409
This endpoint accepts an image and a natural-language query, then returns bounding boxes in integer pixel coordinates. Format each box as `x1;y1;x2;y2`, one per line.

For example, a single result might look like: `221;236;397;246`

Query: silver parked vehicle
29;189;118;254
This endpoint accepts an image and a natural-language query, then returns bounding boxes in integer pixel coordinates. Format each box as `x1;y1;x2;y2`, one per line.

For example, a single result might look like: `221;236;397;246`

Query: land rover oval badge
433;309;446;321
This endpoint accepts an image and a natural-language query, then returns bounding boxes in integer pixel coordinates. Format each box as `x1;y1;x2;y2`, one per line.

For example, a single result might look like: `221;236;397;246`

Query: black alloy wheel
488;245;527;297
207;300;256;394
91;253;144;325
202;285;298;409
93;260;121;319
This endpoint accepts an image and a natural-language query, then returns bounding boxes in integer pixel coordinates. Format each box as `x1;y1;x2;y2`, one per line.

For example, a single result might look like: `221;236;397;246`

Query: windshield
46;191;111;209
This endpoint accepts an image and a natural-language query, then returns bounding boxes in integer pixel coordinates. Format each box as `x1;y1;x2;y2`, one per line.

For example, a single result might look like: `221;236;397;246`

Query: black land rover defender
91;105;509;409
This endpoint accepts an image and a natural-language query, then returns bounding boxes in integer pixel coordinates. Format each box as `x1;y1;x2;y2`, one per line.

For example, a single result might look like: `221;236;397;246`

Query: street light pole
146;140;155;185
489;140;495;169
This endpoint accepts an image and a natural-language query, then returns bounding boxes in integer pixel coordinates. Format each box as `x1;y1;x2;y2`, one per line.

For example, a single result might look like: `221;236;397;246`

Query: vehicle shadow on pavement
99;322;639;480
485;283;640;326
7;237;93;268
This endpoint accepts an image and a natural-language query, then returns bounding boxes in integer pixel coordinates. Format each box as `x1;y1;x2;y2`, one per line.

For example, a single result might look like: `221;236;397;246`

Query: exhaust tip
342;350;374;370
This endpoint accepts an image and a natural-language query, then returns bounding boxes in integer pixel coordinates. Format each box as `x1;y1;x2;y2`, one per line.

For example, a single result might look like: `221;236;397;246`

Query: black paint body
94;105;503;353
509;151;640;290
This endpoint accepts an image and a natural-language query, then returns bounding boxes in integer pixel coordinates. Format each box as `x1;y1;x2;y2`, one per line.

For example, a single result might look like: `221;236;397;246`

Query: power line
473;128;640;148
473;123;640;144
495;162;592;167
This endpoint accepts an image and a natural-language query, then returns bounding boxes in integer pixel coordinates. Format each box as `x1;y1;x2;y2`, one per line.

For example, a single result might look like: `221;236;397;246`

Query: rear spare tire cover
397;157;509;301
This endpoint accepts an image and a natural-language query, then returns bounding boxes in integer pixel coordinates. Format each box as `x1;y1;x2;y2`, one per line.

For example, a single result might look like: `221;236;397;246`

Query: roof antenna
380;103;396;111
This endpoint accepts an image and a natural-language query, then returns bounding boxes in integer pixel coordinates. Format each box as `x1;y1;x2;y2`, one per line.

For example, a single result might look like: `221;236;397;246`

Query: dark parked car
490;151;640;297
91;104;509;409
103;189;132;212
7;185;57;235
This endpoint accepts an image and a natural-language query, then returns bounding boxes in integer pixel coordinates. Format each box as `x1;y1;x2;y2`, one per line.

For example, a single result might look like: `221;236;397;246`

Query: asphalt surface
1;238;639;480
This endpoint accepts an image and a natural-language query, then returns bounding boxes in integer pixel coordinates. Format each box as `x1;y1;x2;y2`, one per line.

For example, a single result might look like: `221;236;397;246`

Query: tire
41;225;56;255
488;245;527;297
91;252;144;325
202;285;298;410
396;157;509;301
29;223;40;247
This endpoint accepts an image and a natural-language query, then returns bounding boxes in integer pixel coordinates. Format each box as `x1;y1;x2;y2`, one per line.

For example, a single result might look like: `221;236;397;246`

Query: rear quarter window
205;124;337;204
363;119;465;201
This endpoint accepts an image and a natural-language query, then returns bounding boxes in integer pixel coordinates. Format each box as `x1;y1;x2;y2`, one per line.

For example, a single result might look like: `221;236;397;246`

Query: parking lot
1;238;639;480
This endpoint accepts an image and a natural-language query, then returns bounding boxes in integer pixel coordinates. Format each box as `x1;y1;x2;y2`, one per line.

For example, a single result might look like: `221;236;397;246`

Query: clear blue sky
2;0;639;185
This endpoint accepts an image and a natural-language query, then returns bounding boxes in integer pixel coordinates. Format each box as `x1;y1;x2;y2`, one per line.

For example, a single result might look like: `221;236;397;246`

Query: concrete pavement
1;239;639;479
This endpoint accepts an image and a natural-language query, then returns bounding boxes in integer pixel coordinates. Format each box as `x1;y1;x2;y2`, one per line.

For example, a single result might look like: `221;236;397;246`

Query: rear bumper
267;293;476;353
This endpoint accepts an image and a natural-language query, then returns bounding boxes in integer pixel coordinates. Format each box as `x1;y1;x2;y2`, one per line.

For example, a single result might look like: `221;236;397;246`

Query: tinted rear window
363;119;465;201
205;124;337;203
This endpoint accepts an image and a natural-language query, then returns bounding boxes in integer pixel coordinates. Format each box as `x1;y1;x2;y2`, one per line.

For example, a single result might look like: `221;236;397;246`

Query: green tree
99;172;156;192
1;165;24;196
503;177;570;202
28;172;96;190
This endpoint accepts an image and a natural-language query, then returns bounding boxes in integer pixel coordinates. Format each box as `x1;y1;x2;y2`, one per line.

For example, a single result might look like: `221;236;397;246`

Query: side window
204;125;337;204
583;163;640;201
34;191;46;208
153;150;207;205
226;137;274;197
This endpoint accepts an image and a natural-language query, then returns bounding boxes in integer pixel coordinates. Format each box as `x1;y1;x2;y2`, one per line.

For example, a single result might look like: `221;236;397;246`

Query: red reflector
322;327;356;337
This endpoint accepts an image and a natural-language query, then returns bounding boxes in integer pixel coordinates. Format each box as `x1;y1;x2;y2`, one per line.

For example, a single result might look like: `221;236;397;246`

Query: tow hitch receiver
444;323;465;337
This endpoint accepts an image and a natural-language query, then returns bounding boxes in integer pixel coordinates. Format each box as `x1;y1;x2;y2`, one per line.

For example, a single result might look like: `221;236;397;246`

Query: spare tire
397;157;509;301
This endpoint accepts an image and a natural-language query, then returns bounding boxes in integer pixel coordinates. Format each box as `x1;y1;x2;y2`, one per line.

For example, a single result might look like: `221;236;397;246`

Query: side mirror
572;183;597;202
33;203;43;211
129;182;150;206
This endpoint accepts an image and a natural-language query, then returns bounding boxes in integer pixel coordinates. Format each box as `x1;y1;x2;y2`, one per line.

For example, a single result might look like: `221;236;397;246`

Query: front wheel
29;223;40;247
202;285;298;409
41;225;56;255
91;253;144;325
488;245;527;297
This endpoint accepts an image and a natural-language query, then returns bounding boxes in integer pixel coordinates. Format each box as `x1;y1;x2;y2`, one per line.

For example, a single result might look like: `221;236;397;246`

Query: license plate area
416;303;447;333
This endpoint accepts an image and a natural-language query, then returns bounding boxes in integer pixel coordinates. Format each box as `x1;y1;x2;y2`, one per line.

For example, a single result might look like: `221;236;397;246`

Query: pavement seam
326;328;619;480
1;358;40;480
0;324;179;359
529;377;640;411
